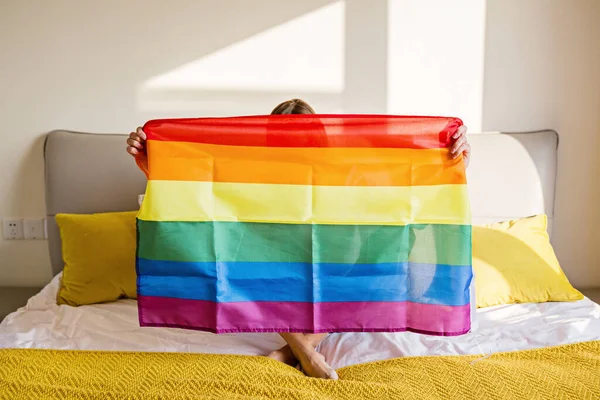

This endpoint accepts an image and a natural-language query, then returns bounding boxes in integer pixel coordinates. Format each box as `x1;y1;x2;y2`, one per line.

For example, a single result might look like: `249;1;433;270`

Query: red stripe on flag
142;115;462;149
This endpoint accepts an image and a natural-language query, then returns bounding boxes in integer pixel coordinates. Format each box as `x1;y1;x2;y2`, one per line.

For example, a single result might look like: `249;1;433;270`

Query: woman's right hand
126;127;147;157
127;127;150;176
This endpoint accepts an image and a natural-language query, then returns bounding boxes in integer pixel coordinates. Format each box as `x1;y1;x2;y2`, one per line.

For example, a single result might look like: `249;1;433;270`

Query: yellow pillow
56;211;138;306
473;214;583;308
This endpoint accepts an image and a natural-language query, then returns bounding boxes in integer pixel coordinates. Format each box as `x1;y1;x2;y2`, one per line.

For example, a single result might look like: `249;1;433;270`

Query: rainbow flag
136;115;472;336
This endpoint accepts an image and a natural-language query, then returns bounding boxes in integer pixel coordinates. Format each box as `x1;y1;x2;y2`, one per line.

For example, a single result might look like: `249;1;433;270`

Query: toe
327;368;339;380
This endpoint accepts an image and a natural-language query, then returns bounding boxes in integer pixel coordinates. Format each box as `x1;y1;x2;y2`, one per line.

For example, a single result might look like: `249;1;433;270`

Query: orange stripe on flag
146;140;466;187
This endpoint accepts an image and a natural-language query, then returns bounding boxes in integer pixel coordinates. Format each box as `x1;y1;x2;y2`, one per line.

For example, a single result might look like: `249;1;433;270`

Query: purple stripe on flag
138;296;470;336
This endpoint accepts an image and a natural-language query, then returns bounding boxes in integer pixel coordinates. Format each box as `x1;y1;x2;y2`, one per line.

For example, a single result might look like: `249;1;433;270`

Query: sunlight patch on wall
387;0;486;130
145;1;344;92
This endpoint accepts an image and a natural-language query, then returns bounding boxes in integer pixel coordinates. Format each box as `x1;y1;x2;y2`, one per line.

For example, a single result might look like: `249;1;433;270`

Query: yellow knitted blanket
1;341;599;399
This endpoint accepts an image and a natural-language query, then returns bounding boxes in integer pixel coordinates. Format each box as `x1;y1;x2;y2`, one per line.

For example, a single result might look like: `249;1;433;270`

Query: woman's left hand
450;125;471;168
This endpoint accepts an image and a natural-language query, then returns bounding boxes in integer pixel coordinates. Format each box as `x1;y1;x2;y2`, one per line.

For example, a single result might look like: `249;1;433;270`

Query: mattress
1;274;599;370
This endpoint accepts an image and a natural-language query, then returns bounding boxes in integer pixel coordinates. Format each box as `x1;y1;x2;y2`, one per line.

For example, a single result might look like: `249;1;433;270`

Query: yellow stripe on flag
139;181;470;226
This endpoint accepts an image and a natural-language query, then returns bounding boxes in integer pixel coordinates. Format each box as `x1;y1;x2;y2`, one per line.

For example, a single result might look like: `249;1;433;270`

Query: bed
1;128;599;399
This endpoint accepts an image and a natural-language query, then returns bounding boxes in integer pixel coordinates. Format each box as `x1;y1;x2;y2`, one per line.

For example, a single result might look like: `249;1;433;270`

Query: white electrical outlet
2;219;24;240
23;219;46;240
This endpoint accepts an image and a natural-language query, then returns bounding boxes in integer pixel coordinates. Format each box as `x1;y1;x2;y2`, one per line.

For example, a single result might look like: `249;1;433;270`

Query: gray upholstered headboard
44;129;558;277
44;131;147;276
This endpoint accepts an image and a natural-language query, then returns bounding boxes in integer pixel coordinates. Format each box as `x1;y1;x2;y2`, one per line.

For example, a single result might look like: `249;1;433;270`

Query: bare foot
295;347;338;380
277;332;336;379
267;345;297;367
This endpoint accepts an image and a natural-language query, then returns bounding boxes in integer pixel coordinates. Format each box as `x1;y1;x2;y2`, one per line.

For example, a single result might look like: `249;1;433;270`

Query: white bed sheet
1;274;599;369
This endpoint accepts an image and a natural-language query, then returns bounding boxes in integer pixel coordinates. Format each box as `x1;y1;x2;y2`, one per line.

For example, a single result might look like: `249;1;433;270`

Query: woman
126;99;471;380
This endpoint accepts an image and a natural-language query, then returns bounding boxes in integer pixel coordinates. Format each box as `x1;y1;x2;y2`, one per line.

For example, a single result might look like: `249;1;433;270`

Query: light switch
23;219;46;240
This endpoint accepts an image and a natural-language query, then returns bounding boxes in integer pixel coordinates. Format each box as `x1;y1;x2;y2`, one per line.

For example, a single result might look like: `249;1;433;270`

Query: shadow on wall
2;0;341;128
137;0;346;117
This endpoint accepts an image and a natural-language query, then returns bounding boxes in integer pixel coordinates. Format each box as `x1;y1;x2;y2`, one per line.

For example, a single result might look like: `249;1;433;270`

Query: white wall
483;0;600;287
1;0;598;288
388;0;486;130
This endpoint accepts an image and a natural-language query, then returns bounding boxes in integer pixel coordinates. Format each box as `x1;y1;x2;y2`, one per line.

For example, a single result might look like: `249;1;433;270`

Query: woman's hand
126;127;147;157
450;125;471;168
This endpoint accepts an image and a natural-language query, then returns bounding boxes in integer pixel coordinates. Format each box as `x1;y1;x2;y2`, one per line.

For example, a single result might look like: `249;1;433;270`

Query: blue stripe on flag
137;258;472;306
